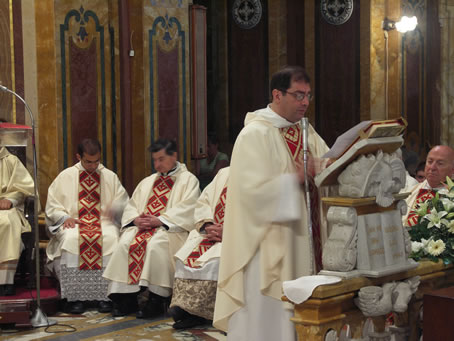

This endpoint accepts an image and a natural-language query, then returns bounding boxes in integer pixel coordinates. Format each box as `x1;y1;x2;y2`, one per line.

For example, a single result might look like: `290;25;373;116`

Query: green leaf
446;176;454;190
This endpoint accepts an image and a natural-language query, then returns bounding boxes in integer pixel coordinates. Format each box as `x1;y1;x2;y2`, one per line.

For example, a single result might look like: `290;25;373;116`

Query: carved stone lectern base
285;260;454;341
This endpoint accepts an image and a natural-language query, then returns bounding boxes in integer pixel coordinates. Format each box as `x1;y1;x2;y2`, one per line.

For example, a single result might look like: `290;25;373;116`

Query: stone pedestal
320;195;418;279
285;261;454;341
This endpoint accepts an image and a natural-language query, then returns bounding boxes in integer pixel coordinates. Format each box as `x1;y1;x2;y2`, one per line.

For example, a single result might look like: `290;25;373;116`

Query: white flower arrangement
409;177;454;264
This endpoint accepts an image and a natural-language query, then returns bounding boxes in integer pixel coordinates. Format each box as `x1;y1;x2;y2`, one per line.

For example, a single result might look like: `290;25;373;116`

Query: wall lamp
382;16;418;33
382;16;418;119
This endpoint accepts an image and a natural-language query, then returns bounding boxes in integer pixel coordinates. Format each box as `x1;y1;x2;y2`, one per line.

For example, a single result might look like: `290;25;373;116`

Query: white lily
448;220;454;234
424;208;449;228
441;198;454;212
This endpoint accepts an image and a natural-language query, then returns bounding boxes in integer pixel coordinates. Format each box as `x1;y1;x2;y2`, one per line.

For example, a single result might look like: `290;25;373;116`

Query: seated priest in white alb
103;138;200;318
0;146;34;296
169;166;229;329
404;145;454;227
46;138;129;314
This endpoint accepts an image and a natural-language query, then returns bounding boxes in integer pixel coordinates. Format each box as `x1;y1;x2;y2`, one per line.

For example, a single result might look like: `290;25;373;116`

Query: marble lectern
285;123;454;341
315;135;418;278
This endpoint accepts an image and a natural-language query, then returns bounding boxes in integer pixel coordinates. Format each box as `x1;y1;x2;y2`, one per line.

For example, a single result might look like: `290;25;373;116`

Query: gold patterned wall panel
55;0;120;174
143;0;191;174
439;0;454;146
0;0;13;121
35;0;120;206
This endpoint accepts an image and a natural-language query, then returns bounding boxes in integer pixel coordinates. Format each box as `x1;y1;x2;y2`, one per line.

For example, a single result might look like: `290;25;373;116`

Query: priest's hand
206;223;223;242
296;156;316;184
134;213;163;230
63;217;82;229
0;199;12;210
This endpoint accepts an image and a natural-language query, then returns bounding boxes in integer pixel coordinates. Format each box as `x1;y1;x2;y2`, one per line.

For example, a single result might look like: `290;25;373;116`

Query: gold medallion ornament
321;0;354;26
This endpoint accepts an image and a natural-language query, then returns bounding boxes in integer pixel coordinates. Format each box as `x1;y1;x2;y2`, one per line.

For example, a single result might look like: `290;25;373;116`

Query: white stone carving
338;151;406;208
392;276;420;313
322;207;357;272
355;282;397;317
319;147;417;278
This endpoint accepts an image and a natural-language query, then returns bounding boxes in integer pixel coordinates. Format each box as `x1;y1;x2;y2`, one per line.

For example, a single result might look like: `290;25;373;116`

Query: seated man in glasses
46;138;129;313
404;145;454;227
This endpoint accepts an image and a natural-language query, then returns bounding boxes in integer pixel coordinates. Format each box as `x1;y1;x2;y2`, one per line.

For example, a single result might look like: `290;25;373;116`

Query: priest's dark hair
149;138;177;156
77;138;101;157
270;66;311;96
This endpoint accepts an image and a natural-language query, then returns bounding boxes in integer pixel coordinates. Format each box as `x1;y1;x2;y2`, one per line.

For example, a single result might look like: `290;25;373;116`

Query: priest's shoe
136;293;166;319
2;284;15;296
98;300;112;313
172;315;210;330
110;293;139;317
168;306;188;322
69;301;85;314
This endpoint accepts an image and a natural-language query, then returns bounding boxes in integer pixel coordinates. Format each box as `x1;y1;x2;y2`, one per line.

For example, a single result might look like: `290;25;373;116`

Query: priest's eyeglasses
282;90;313;102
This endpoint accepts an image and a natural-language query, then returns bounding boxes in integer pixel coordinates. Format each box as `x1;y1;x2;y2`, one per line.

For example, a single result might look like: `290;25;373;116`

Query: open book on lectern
315;118;407;187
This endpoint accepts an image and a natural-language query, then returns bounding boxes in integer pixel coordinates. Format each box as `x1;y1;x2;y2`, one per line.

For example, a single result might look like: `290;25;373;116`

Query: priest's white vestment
103;163;200;297
0;147;34;284
213;106;329;341
171;166;229;320
46;162;129;301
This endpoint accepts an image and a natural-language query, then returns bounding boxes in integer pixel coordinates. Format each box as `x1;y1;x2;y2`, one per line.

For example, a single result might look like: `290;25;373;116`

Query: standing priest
103;138;200;318
213;66;329;341
46;138;129;313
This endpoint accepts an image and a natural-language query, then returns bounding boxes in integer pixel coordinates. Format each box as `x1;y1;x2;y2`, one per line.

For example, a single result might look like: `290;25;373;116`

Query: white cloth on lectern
282;275;342;304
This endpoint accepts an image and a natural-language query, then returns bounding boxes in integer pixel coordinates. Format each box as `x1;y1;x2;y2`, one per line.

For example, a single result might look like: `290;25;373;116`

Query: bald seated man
404;145;454;227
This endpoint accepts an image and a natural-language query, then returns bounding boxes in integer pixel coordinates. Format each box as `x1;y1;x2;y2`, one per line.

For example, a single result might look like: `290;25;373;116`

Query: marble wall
34;0;120;204
439;0;454;146
143;0;191;174
0;0;14;122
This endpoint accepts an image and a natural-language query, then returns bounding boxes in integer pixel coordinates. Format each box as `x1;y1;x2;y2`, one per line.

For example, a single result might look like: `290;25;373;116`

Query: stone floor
0;309;227;341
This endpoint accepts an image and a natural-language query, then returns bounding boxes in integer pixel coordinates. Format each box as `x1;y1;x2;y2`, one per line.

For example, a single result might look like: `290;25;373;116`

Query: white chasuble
213;106;329;334
103;163;200;294
0;147;34;264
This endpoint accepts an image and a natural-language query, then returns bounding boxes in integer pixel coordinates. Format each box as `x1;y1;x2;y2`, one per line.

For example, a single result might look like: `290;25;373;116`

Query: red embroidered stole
280;124;323;272
78;170;102;270
406;188;436;227
184;186;228;268
127;176;175;284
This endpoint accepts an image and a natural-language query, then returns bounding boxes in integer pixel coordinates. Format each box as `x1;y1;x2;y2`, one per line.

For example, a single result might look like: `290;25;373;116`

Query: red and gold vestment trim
280;124;323;272
127;176;175;284
406;188;436;227
78;170;102;270
184;186;228;268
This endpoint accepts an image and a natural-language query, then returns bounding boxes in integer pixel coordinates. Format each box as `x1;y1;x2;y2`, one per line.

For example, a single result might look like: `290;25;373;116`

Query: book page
323;121;372;159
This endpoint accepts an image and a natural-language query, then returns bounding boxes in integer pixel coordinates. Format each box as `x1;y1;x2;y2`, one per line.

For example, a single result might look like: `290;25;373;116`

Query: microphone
300;117;315;274
301;117;309;155
0;84;10;92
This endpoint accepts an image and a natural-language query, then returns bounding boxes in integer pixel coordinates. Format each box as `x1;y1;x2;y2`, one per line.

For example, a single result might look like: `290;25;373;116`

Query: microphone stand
0;85;56;327
301;117;315;275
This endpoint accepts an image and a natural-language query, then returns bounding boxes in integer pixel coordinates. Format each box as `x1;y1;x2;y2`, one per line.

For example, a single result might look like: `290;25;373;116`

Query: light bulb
395;16;418;33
